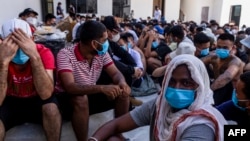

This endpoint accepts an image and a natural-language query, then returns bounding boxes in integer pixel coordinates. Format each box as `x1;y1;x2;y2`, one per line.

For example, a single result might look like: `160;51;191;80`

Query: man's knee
42;103;60;117
115;95;130;106
71;95;88;112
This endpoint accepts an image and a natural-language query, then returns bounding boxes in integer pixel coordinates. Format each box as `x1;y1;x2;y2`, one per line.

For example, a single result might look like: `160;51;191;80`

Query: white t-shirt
154;9;161;21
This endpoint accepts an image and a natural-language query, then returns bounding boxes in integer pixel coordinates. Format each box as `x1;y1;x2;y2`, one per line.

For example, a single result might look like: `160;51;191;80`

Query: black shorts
56;92;115;121
0;95;58;130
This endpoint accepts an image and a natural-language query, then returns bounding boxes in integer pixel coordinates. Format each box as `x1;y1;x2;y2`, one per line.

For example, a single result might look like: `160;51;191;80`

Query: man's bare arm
201;54;213;65
105;63;131;96
211;63;240;91
0;36;19;105
30;56;54;100
152;65;167;77
0;63;8;105
59;72;107;95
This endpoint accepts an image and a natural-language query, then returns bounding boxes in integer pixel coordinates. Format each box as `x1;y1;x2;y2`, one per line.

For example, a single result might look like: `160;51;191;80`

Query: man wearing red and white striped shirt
55;21;131;141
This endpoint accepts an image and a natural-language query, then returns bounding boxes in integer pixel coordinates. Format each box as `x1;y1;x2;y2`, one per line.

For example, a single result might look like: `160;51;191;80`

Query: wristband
88;137;98;141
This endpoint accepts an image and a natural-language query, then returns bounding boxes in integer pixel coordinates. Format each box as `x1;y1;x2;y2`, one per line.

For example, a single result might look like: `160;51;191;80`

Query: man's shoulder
59;45;75;53
225;55;242;66
181;36;194;45
36;44;53;54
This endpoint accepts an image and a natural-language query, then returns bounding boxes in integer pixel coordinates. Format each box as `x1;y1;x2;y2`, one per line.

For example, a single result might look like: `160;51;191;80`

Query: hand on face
0;35;18;64
11;28;38;59
148;30;156;40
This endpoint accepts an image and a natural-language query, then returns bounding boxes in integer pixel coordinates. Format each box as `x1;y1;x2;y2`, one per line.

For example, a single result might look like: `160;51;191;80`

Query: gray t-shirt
130;99;215;141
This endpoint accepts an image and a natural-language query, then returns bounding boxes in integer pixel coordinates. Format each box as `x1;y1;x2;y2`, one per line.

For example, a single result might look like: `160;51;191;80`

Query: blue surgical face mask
96;40;109;55
12;49;29;64
200;48;209;57
232;89;246;111
127;42;132;49
120;45;127;51
216;48;230;59
152;41;159;49
165;87;195;109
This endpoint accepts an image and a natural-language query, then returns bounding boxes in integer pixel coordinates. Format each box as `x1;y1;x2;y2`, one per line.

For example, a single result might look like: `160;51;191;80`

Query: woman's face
168;64;199;90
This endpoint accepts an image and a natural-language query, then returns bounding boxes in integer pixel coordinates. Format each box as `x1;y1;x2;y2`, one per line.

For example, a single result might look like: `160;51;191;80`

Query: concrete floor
4;94;158;141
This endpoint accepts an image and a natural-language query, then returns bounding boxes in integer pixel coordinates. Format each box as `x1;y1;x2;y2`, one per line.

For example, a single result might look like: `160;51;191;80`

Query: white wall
0;0;41;27
97;0;113;17
164;0;181;22
218;0;250;27
131;0;153;20
180;0;213;24
210;0;223;24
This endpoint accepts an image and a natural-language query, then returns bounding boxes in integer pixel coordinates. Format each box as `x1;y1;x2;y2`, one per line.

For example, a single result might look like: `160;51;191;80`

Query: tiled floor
4;94;158;141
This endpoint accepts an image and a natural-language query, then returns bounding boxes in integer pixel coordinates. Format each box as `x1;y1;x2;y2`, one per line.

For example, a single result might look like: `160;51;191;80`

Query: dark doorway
201;7;209;22
230;5;241;26
113;0;130;18
66;0;97;14
41;0;54;21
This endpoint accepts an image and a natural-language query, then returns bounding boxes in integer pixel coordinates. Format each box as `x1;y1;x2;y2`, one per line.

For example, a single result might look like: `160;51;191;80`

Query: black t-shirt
108;40;136;75
56;6;63;15
236;48;248;64
154;42;172;62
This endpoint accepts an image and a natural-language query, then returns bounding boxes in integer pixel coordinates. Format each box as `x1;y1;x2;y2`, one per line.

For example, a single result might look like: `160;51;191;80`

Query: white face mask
111;33;120;42
26;17;37;26
231;29;238;35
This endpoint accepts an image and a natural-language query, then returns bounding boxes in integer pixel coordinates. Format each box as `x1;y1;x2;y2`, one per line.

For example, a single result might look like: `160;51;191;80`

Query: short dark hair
120;33;129;43
124;32;134;40
135;23;143;30
237;30;245;35
80;21;107;44
18;12;24;18
235;34;246;44
164;26;171;36
245;28;250;35
240;71;250;99
217;33;235;43
169;25;184;39
193;33;211;45
45;13;56;22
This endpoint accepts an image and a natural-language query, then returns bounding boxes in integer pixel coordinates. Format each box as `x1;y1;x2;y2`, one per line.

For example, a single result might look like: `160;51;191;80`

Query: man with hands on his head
0;18;61;141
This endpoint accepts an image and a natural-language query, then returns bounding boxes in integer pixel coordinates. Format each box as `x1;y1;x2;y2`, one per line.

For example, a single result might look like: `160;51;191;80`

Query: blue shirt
216;100;250;126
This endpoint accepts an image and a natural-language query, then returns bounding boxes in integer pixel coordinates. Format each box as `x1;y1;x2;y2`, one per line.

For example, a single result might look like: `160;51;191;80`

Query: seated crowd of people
1;7;250;141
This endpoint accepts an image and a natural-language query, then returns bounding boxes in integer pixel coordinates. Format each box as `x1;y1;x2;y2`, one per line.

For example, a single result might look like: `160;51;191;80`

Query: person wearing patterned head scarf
89;54;227;141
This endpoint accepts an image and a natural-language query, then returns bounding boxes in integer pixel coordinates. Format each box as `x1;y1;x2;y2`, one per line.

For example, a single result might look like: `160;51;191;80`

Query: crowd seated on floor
1;6;250;141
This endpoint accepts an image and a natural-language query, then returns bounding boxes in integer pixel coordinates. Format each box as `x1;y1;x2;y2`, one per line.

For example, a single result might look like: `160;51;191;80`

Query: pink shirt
55;44;113;92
